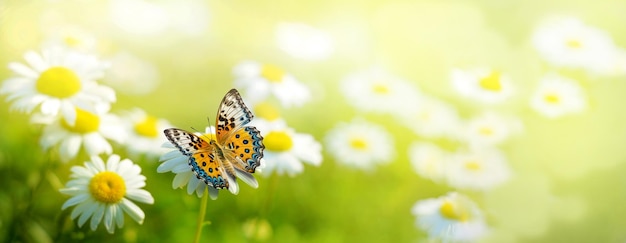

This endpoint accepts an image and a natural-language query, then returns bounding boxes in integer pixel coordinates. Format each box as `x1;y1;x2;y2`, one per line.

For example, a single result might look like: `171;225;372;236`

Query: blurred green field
2;0;626;242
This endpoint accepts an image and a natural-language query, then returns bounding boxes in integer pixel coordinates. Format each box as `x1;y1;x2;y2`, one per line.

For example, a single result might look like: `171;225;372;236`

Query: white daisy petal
120;198;145;224
125;189;155;204
61;194;90;210
90;203;105;231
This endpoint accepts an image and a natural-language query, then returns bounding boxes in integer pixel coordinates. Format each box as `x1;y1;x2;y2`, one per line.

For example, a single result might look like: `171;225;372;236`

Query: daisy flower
275;22;334;61
408;142;449;182
42;25;97;53
460;112;523;148
0;47;115;126
60;154;154;234
233;61;311;108
159;126;260;199
121;108;172;158
530;73;587;118
325;119;395;171
446;148;512;191
103;52;160;95
532;16;621;74
412;192;488;242
340;68;420;115
252;118;322;177
397;95;460;139
38;107;126;162
251;101;282;122
451;67;514;104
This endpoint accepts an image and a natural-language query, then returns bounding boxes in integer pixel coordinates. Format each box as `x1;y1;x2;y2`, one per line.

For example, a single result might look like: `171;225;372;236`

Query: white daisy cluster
0;33;170;234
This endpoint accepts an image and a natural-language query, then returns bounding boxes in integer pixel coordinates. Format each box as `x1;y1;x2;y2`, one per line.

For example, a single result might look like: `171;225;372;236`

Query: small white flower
158;126;221;199
532;16;622;74
460;112;523;148
121;108;172;158
42;25;97;53
446;149;512;191
408;142;449;182
530;73;587;118
103;52;160;95
252;118;322;177
340;68;420;115
60;154;154;234
275;22;334;61
325;119;395;171
0;47;114;126
398;96;460;139
412;192;488;242
234;61;311;108
451;67;514;104
39;107;126;162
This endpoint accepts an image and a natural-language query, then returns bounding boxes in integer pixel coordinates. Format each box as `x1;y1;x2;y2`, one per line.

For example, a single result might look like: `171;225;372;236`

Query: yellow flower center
260;64;286;83
36;66;82;98
89;171;126;204
372;82;390;94
349;137;368;150
464;161;482;171
566;39;583;49
254;102;281;121
439;200;470;222
478;127;494;136
134;115;159;138
264;131;293;152
544;93;560;104
64;36;82;47
62;108;100;133
478;71;502;92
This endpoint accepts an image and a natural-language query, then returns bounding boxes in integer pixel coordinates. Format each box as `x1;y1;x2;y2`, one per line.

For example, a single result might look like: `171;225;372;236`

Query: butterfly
164;89;264;196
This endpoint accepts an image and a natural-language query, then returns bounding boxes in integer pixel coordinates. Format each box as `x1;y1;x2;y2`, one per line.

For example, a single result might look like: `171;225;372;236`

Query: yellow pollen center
62;108;100;133
566;39;583;49
464;161;482;171
349;137;368;150
372;83;390;94
260;64;286;83
478;127;494;136
89;171;126;204
64;36;82;47
439;200;470;222
36;66;82;98
479;71;502;92
134;115;159;138
544;93;560;104
264;131;293;152
254;102;281;121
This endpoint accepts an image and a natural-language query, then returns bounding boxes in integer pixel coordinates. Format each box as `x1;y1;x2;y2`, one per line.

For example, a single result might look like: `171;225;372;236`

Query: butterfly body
164;89;264;194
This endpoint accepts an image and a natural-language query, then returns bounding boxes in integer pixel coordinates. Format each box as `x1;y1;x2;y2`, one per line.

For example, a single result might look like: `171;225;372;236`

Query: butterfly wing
164;128;237;192
215;89;254;144
214;89;264;173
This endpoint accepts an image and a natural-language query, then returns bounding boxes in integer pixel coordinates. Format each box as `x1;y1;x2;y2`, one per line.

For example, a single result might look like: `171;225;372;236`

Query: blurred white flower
234;61;311;107
42;25;97;53
412;192;488;242
408;142;449;182
530;73;587;118
275;22;334;61
446;149;512;191
0;47;115;126
451;68;514;104
60;154;154;234
103;52;160;95
252;118;322;177
398;95;460;139
39;107;126;162
325;119;395;171
460;112;523;148
340;68;420;115
158;126;219;199
532;16;624;75
121;108;172;158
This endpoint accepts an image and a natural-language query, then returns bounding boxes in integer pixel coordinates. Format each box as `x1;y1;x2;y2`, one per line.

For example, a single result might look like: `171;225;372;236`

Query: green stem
193;187;209;243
